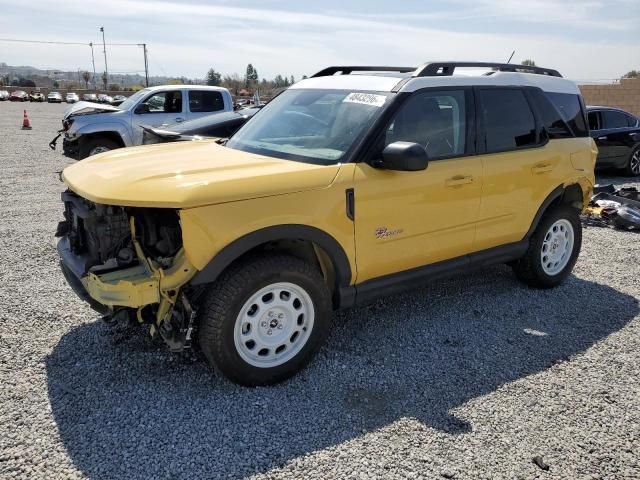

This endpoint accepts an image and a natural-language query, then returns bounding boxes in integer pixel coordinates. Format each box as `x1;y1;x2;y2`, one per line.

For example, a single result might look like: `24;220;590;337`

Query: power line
0;38;88;46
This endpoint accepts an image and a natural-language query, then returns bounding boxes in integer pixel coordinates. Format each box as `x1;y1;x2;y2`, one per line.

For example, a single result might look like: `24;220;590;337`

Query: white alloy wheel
540;219;574;275
233;282;315;368
89;145;111;156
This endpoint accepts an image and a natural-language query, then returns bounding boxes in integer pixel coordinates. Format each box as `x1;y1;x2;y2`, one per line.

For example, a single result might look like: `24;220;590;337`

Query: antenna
506;50;515;64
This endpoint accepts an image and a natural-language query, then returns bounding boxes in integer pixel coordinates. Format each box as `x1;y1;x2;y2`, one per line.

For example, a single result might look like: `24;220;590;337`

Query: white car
66;93;79;103
0;90;9;101
48;92;63;103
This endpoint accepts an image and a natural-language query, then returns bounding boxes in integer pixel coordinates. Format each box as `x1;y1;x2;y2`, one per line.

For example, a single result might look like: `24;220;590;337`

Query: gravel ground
0;101;639;480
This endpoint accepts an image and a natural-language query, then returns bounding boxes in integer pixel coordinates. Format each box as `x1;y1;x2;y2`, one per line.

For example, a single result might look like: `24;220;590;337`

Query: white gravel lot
0;101;638;480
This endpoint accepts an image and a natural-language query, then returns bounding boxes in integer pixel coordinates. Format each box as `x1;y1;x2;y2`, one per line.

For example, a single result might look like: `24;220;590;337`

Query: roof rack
311;66;415;78
413;62;562;78
311;62;562;79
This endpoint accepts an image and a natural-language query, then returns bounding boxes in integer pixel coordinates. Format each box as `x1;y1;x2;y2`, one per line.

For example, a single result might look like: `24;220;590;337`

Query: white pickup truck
51;85;234;159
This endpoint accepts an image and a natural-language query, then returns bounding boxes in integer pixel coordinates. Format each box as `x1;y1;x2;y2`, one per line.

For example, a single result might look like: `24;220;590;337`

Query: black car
141;107;260;145
587;106;640;176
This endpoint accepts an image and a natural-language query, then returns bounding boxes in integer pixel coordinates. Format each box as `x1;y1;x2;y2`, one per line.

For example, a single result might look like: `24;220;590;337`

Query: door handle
532;162;554;174
175;117;185;123
445;175;474;187
597;136;607;140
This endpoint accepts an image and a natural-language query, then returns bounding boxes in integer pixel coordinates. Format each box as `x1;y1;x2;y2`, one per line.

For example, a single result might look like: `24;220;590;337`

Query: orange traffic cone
22;110;32;130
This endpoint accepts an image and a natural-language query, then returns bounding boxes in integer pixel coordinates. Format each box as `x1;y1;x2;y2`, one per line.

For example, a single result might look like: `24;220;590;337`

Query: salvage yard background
0;102;639;479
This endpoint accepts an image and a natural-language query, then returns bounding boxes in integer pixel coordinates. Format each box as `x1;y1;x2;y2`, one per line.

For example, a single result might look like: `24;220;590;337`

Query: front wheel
197;254;331;386
79;137;120;158
512;205;582;289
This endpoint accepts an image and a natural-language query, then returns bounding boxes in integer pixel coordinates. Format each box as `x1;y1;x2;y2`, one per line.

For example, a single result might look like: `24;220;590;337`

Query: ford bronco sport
56;62;596;386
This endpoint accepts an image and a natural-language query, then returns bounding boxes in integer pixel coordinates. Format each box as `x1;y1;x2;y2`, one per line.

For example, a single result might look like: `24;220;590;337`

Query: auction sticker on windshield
343;92;387;107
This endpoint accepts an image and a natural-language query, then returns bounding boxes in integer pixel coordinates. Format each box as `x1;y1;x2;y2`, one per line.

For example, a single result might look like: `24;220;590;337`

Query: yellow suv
56;62;596;386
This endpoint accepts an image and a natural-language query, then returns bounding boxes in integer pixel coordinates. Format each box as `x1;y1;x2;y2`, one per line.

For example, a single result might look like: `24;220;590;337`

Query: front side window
189;90;224;113
602;110;629;129
137;91;182;114
382;90;466;159
480;89;536;152
227;89;391;164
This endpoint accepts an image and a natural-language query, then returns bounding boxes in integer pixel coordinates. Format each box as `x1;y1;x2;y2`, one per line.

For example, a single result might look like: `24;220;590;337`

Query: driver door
353;88;482;283
131;90;185;144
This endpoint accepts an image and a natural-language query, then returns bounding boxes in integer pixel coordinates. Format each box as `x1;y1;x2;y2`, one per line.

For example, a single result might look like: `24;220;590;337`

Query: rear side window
530;89;572;138
545;92;588;137
602;110;630;129
189;91;224;113
479;89;537;152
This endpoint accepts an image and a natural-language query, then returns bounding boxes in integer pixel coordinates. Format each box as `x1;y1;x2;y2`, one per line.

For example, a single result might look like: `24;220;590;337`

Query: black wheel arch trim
524;185;565;239
190;224;353;305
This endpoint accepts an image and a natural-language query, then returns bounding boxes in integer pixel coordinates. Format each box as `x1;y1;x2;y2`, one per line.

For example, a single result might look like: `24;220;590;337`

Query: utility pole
142;43;149;87
89;42;97;89
100;27;108;87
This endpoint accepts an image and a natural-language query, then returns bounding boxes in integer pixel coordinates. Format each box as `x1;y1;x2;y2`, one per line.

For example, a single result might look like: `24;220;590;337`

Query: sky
0;0;638;82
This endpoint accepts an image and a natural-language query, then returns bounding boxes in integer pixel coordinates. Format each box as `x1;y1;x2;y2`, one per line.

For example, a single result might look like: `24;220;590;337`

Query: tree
101;72;108;90
290;75;295;85
622;70;639;79
53;80;59;88
108;83;122;91
82;71;91;89
244;64;258;87
205;68;221;86
302;75;308;80
521;59;536;67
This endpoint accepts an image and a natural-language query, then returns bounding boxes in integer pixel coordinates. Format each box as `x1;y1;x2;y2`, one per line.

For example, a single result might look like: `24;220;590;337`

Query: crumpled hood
62;141;342;208
64;101;121;118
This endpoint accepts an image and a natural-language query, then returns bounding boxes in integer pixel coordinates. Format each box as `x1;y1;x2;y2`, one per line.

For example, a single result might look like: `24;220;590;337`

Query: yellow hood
62;141;342;208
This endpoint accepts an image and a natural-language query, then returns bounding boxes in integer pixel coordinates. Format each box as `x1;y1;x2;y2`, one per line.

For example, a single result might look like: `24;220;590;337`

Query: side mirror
375;141;429;171
134;103;150;114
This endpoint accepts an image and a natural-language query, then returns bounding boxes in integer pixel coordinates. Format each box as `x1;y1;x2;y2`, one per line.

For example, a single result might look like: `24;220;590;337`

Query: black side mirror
374;141;429;171
135;103;150;114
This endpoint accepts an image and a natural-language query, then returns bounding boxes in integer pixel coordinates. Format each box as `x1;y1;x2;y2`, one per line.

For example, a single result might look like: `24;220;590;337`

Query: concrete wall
579;78;640;117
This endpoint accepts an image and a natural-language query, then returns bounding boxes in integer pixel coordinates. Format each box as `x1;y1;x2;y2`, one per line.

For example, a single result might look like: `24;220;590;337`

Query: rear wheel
623;146;640;176
512;205;581;288
198;254;331;386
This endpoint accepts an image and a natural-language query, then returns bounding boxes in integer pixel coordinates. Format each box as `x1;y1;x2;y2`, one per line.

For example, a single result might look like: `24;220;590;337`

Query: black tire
512;205;582;289
623;146;640;177
79;137;120;159
198;254;331;386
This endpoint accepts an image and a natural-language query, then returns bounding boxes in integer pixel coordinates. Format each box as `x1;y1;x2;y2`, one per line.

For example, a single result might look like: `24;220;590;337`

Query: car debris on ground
582;184;640;231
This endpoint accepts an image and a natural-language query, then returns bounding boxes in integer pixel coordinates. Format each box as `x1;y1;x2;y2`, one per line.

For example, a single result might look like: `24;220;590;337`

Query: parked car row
0;90;130;104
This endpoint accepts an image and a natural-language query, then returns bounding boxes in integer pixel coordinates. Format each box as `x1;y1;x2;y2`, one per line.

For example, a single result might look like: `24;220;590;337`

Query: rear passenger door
474;87;560;251
187;90;226;121
599;110;636;163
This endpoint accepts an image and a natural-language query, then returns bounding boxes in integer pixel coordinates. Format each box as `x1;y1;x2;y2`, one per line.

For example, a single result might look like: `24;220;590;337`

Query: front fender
68;122;133;147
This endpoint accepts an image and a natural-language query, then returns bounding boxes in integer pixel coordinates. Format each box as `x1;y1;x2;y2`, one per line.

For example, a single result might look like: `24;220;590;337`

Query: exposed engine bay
56;190;198;351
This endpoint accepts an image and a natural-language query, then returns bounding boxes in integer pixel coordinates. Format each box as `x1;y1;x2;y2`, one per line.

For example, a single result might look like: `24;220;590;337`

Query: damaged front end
56;190;199;351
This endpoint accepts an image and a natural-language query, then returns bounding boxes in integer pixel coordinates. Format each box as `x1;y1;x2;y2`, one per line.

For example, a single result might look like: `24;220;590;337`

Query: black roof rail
413;62;562;78
311;66;415;78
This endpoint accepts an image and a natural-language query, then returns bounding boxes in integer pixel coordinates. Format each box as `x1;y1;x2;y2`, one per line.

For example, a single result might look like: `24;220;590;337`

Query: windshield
226;89;392;164
118;89;150;111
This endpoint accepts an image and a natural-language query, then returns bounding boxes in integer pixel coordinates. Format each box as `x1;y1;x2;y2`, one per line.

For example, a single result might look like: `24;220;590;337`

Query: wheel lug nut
267;329;272;335
278;313;284;319
261;321;267;328
277;324;283;330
